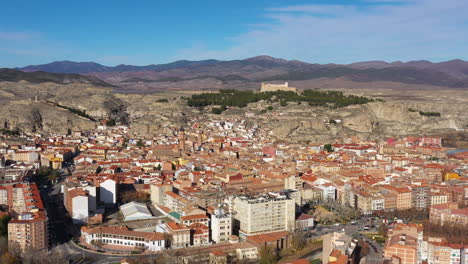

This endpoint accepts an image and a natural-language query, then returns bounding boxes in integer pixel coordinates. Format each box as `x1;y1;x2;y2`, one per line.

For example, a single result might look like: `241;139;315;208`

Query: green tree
267;106;274;111
106;119;116;126
0;215;11;237
136;140;145;147
34;167;60;184
324;144;334;153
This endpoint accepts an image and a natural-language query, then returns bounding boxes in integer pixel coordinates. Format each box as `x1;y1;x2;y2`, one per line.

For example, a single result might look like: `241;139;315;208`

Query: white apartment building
100;178;117;204
211;207;232;243
72;194;89;224
232;192;295;239
371;195;385;211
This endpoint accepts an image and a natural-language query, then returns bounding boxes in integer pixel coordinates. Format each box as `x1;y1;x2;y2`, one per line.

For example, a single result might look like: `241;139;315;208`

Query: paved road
359;234;384;264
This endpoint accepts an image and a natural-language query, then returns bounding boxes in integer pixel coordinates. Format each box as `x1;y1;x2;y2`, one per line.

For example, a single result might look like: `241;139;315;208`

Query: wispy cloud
172;0;468;63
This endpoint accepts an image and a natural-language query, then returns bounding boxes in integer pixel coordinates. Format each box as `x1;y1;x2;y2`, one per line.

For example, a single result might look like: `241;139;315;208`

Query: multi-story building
211;207;232;243
63;181;97;223
430;192;448;206
68;189;89;224
384;234;418;264
354;190;373;215
383;192;397;211
99;177;117;205
4;183;48;254
383;224;423;264
232;192;295;239
81;225;165;252
430;203;468;226
371;194;385;212
165;222;190;248
411;185;430;209
424;163;445;183
427;242;452;264
8;213;48;254
395;187;412;210
164;191;192;215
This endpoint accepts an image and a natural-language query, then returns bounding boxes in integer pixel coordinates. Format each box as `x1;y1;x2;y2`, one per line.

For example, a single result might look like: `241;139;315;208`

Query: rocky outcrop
0;80;466;141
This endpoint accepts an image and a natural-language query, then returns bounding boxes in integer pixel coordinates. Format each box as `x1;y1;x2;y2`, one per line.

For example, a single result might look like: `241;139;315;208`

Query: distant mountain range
0;68;113;87
10;56;468;90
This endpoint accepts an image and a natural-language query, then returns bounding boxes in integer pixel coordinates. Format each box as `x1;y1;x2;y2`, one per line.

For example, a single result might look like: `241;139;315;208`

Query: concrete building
165;222;190;248
99;177;117;205
5;183;48;255
430;203;468;227
383;224;423;264
411;185;430;209
232;192;295;239
150;183;172;206
63;181;97;223
68;189;89;224
211;207;232;243
295;213;314;231
8;213;48;254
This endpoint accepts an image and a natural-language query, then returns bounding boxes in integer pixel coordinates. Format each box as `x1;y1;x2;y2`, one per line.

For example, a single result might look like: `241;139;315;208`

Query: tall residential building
8;213;48;254
383;224;423;264
232;192;295;239
4;183;48;254
411;185;430;209
211;207;232;243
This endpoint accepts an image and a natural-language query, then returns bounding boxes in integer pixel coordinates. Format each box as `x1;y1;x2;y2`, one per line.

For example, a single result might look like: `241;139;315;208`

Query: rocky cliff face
257;96;468;142
0;80;466;141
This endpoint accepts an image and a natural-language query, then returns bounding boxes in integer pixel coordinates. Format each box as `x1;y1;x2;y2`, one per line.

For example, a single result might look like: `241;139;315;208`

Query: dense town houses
0;119;466;262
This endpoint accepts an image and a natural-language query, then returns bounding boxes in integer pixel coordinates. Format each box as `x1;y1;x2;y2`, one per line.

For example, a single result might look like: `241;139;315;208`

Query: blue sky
1;0;467;67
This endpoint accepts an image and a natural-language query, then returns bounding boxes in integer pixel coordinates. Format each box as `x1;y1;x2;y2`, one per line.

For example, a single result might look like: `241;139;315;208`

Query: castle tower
178;126;186;152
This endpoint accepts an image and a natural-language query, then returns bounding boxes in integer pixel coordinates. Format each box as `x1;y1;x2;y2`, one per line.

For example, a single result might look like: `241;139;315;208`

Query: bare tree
259;245;278;264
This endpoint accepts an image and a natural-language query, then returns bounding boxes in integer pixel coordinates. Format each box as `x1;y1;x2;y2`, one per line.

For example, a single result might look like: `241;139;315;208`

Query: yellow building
51;157;63;169
443;172;460;181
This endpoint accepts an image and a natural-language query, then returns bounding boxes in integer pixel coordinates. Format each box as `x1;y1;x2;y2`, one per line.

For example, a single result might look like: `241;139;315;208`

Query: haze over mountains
5;56;468;92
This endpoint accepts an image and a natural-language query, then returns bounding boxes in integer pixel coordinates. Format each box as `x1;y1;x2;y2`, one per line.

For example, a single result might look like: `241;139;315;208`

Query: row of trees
0;129;20;136
120;191;151;204
421;220;467;244
187;89;377;110
33;167;61;185
55;103;96;121
408;108;441;117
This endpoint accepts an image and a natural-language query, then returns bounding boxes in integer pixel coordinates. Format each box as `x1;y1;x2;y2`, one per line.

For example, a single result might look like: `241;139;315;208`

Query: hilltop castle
260;82;298;93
